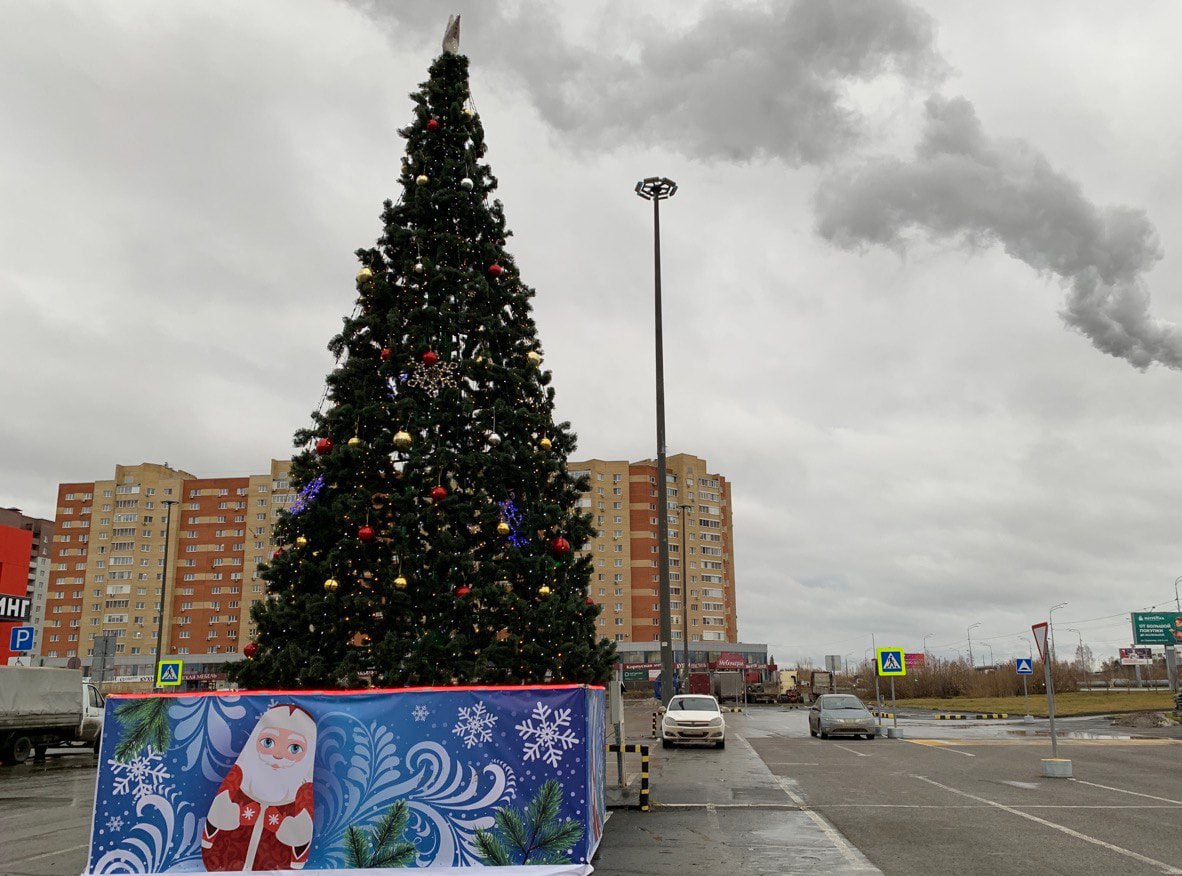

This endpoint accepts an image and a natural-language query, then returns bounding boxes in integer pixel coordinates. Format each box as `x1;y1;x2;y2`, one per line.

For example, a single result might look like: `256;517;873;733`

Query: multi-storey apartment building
41;461;293;682
39;452;734;683
568;453;738;646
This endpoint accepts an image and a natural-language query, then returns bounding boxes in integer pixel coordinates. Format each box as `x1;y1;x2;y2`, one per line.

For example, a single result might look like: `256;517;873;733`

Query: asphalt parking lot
2;708;1180;875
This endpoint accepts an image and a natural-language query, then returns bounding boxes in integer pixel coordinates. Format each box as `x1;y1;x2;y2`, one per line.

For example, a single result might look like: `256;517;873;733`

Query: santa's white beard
238;753;309;805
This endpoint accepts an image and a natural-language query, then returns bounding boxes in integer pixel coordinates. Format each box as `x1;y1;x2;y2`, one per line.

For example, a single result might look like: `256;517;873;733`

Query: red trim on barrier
109;682;605;700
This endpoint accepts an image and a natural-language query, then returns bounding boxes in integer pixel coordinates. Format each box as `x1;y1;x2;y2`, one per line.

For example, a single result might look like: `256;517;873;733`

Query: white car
660;694;726;749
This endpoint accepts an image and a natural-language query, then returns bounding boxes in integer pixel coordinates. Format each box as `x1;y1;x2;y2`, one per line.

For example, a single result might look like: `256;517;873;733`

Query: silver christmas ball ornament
461;177;474;191
414;262;425;274
487;432;502;447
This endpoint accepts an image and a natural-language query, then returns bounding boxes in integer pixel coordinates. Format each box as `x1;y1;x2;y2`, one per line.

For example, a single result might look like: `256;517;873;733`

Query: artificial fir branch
474;780;583;866
113;697;172;762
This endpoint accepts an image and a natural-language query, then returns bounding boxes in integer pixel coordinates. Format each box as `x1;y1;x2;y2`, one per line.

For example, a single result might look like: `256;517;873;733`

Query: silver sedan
808;694;879;739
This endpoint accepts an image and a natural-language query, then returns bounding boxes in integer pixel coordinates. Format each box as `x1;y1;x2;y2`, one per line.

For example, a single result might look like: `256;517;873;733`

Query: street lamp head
968;622;981;631
635;176;678;201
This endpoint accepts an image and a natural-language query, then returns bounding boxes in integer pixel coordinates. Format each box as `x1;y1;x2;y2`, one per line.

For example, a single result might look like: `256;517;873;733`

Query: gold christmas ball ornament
497;521;511;536
393;430;413;450
415;174;430;186
356;267;374;284
539;584;552;597
295;536;308;548
347;435;362;447
394;576;408;590
463;107;475;119
526;350;543;367
323;578;339;592
539;437;552;451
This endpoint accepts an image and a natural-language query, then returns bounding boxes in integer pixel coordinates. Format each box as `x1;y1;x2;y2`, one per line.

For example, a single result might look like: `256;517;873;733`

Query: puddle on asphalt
1003;729;1150;740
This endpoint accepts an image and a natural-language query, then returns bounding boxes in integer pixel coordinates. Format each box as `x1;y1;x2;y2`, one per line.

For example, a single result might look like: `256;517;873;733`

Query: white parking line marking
8;843;91;865
907;740;975;757
1070;778;1182;806
832;743;871;757
774;776;880;872
913;775;1182;875
761;762;821;765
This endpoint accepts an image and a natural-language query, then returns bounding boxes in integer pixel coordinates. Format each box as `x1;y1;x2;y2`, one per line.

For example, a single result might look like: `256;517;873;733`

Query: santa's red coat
201;764;314;871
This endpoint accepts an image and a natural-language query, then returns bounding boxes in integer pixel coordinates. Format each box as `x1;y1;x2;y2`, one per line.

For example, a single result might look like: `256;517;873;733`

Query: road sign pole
1023;675;1029;718
890;677;898;732
872;634;883;715
1043;650;1058;759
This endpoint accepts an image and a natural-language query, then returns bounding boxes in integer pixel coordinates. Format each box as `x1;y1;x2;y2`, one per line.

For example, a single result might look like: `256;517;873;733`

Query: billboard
1131;612;1182;646
905;652;926;668
1119;646;1153;666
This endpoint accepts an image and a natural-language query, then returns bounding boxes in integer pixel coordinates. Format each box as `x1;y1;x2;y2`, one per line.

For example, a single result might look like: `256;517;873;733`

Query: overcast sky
6;1;1182;668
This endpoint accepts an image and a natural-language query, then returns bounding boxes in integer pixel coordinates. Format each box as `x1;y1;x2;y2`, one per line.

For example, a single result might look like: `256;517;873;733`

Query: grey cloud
350;0;945;165
814;96;1181;370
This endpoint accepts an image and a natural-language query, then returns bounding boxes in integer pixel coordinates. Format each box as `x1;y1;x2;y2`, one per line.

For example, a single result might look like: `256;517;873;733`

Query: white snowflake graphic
106;815;124;832
452;701;498;748
413;705;429;722
107;748;172;800
515;703;580;768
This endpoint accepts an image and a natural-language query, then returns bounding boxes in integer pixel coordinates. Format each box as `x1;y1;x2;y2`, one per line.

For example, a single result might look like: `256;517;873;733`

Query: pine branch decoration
113;697;172;762
344;800;417;868
474;780;583;866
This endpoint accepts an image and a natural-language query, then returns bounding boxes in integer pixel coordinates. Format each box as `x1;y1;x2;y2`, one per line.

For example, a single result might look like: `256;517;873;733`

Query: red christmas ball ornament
427;118;440;132
358;525;376;542
550;536;571;557
430;485;448;501
243;642;258;659
380;347;391;361
585;597;595;606
487;263;503;278
271;549;283;561
422;350;439;366
315;438;333;456
455;585;471;598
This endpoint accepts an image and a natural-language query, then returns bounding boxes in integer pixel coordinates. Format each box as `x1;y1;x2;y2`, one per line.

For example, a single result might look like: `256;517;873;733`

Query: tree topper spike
442;14;461;54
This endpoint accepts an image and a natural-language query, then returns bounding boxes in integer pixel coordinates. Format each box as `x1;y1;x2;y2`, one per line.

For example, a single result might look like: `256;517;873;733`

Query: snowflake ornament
516;703;580;768
413;704;429;722
107;748;172;800
452;701;498;748
106;815;124;832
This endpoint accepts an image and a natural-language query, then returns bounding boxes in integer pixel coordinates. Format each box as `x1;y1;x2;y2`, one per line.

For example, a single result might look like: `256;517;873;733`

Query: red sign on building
713;651;746;670
0;526;34;664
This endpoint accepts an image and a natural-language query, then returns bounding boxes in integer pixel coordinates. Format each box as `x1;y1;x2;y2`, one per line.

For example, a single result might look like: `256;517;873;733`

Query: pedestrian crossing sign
876;648;906;676
156;659;183;687
1015;657;1034;675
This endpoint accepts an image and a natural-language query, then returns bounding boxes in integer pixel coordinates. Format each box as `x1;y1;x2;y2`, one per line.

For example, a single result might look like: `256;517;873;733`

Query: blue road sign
156;659;183;686
877;648;906;676
1015;657;1034;675
9;625;34;652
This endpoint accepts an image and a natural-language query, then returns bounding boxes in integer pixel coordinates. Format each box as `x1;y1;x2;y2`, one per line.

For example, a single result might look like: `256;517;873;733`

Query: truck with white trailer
0;667;105;764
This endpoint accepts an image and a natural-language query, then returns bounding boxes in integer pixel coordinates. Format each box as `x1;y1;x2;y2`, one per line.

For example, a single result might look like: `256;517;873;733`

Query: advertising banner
86;684;605;875
1131;612;1182;646
1120;646;1154;666
904;653;926;669
713;652;745;670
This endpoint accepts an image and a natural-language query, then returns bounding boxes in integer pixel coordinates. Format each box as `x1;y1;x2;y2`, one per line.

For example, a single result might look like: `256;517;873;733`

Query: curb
933;713;1010;720
722;707;744;713
606;743;650;811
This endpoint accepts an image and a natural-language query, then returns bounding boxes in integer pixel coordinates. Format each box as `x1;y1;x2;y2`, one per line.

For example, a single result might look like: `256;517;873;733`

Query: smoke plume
815;96;1181;369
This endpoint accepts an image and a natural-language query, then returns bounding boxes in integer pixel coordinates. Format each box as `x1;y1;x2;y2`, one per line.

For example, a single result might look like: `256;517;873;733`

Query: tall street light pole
967;622;981;667
678;503;693;691
154;499;178;691
635;176;678;705
923;633;934;663
1048;602;1068;666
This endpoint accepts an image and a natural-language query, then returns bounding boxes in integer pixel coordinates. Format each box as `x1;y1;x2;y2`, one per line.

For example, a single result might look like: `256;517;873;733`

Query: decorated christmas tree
232;18;615;690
